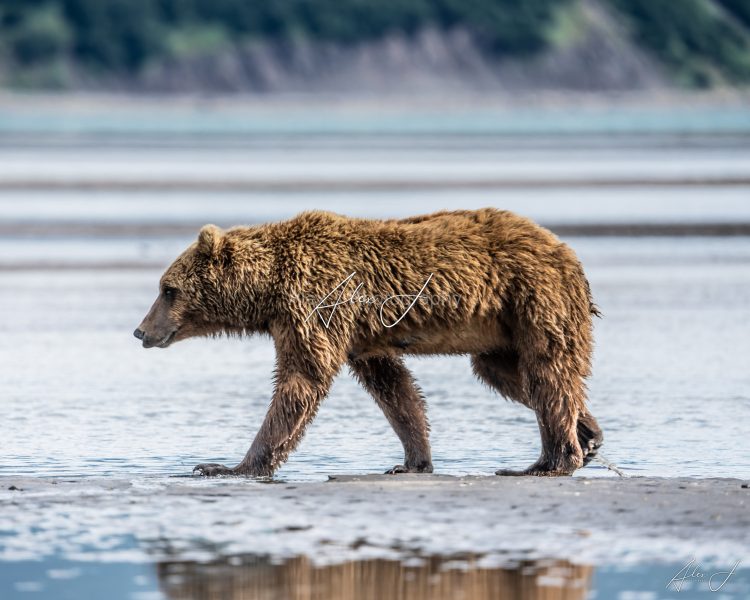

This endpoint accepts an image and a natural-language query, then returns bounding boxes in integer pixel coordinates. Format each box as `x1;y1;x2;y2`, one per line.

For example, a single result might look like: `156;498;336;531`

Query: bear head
134;224;267;348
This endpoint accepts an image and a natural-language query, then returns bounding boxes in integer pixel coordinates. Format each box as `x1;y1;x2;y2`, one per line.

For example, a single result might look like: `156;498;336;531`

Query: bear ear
196;224;223;257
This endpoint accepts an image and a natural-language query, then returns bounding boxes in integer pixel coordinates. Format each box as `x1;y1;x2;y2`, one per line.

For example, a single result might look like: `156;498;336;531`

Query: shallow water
1;235;748;481
1;120;749;598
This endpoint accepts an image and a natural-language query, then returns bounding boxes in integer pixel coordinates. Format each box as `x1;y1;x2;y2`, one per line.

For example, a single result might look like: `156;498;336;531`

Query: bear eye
163;287;177;300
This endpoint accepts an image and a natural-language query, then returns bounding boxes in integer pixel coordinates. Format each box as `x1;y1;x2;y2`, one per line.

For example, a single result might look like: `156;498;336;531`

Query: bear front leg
349;355;433;475
193;368;333;478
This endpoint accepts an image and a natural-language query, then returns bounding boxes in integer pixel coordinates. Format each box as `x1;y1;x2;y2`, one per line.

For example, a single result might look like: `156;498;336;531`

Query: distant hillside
1;0;749;92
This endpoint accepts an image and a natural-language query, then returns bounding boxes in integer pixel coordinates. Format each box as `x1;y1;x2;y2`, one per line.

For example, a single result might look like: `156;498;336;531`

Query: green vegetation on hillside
717;0;750;28
607;0;750;87
0;0;566;79
1;0;749;89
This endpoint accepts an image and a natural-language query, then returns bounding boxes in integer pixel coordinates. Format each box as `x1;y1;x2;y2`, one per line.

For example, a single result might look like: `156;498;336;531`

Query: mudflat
2;475;748;565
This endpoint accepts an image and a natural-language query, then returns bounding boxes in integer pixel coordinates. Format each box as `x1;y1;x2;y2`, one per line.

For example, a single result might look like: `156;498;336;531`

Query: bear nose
133;328;145;340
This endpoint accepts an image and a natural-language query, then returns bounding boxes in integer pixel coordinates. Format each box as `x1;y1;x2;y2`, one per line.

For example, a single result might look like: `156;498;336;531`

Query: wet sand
2;475;748;566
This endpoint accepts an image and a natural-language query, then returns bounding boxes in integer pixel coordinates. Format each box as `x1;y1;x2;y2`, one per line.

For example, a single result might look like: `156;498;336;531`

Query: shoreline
2;89;749;110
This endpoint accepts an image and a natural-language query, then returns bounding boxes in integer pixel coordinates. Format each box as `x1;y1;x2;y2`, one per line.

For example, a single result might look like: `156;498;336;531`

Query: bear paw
579;428;604;467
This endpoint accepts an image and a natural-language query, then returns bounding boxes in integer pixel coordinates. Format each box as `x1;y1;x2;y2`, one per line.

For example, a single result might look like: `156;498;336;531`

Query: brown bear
134;208;602;477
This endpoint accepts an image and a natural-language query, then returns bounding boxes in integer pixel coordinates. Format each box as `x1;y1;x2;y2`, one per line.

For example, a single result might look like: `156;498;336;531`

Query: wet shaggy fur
135;208;602;477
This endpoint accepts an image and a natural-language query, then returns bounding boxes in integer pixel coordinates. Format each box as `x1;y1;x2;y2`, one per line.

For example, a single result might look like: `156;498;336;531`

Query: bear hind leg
509;363;586;476
349;355;433;474
496;398;583;476
471;349;524;403
472;350;584;476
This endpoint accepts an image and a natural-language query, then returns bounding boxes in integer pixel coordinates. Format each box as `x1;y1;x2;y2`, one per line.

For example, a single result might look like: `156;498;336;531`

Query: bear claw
495;467;562;477
495;461;578;477
385;465;409;474
494;468;525;476
193;463;236;477
384;463;433;474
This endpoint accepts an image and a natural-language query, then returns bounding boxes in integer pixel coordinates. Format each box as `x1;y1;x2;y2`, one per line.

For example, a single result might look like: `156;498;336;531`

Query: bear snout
135;328;177;349
133;328;158;348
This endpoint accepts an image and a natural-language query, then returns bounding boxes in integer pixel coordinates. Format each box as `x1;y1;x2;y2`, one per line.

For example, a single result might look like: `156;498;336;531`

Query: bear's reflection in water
157;555;592;600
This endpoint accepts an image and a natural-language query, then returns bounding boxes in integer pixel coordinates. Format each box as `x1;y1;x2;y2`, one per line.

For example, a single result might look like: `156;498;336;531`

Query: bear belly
351;316;511;359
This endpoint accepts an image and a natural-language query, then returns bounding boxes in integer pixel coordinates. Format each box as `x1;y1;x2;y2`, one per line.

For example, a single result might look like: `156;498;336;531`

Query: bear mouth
156;330;177;348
